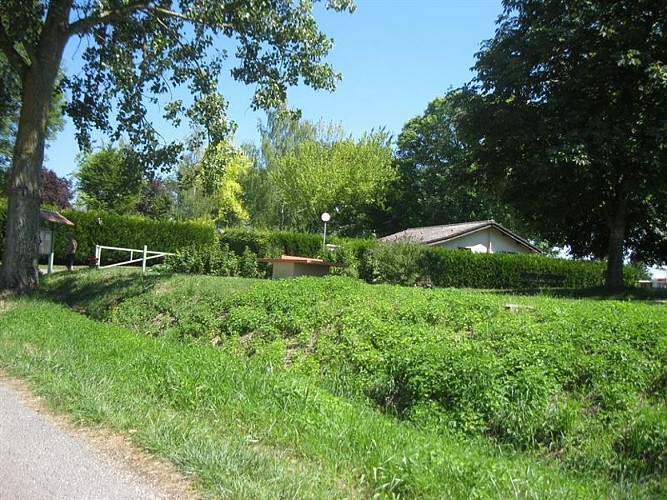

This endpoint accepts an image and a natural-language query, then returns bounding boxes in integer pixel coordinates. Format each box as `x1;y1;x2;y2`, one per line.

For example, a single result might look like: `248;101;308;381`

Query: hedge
219;227;326;258
58;210;217;265
0;202;216;266
358;240;641;289
216;228;640;289
0;204;642;287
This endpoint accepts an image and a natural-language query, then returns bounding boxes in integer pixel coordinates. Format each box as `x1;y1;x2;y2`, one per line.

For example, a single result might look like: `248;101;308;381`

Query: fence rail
95;245;174;272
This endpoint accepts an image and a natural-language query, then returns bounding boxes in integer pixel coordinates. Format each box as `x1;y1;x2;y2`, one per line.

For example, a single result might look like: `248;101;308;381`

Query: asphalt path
0;378;191;500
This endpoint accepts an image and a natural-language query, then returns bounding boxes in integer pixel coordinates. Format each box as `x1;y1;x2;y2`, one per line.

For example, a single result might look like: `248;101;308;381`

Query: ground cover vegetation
0;269;663;497
29;270;667;496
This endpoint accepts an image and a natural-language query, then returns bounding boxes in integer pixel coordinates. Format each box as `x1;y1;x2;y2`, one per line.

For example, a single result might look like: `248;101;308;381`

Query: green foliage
0;292;634;498
174;139;251;226
357;241;426;285
219;227;324;258
48;209;216;266
388;91;518;235
241;110;345;229
1;0;356;292
209;227;641;289
163;245;267;278
463;0;667;286
271;131;396;234
0;52;65;168
74;146;144;214
613;406;667;479
420;246;623;289
36;271;667;493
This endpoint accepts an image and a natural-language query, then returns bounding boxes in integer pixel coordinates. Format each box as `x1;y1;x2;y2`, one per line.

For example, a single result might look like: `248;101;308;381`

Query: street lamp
321;212;330;251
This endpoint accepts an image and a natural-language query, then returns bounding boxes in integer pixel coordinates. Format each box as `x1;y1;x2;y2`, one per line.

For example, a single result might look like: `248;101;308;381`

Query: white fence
95;245;174;272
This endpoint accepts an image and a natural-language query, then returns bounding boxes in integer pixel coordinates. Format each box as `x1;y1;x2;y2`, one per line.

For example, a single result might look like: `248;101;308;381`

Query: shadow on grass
37;269;173;321
493;286;667;302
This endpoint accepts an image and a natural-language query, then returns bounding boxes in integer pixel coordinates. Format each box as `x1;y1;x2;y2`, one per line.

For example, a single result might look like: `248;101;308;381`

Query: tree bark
605;194;628;289
0;3;70;293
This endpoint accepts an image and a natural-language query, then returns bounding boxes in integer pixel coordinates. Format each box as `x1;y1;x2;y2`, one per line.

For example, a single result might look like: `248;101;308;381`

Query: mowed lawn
1;269;665;498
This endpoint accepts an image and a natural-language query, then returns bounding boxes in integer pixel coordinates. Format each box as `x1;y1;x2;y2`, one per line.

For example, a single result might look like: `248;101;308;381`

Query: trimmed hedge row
217;228;640;289
0;201;216;266
219;227;330;258
57;210;217;265
358;241;640;289
0;203;641;287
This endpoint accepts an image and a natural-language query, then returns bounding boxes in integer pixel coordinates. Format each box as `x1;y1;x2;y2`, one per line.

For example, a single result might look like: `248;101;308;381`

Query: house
380;220;540;255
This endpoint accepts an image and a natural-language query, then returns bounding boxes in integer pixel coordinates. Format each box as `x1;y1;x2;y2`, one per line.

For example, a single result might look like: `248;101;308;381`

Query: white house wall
433;227;534;254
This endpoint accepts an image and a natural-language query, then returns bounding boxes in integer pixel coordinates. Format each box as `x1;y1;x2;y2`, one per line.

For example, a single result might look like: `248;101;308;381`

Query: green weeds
11;269;667;496
0;297;632;498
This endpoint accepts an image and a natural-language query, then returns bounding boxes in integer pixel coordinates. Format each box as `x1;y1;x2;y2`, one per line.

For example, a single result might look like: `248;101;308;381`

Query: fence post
95;245;101;268
142;245;148;273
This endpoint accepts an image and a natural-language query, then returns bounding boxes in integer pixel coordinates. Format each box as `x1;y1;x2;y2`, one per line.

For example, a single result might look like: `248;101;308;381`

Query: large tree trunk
605;194;628;289
0;5;69;293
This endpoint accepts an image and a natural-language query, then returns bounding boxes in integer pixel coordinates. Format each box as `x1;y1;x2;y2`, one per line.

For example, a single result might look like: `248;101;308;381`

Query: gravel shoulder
0;373;196;500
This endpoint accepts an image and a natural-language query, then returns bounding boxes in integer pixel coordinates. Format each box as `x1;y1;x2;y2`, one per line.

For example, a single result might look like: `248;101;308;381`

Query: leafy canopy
460;0;667;286
0;0;355;292
389;91;519;234
271;130;396;235
2;0;356;168
74;146;144;214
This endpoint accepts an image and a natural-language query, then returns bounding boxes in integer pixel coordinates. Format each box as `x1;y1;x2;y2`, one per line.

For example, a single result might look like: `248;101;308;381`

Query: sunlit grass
0;295;639;498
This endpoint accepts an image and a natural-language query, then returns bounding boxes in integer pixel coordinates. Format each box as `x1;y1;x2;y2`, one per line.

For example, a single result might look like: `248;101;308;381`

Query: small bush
163;244;268;278
358;241;426;286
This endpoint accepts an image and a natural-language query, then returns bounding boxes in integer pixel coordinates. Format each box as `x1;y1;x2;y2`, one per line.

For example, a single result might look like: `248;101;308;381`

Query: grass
1;268;665;497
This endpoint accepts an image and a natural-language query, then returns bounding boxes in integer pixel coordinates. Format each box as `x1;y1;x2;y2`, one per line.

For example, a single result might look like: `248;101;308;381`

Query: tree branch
0;16;29;76
67;2;203;35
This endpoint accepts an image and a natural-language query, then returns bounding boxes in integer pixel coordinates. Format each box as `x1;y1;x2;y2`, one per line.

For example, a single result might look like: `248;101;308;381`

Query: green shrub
163;244;268;278
219;228;323;257
357;241;427;286
421;247;610;289
215;227;637;290
55;210;216;266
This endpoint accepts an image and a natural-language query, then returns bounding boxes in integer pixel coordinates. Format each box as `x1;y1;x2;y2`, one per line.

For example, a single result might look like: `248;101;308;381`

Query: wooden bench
520;272;565;288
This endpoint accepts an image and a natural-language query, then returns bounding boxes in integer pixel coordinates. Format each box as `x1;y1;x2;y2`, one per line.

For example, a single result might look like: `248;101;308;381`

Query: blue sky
44;0;504;178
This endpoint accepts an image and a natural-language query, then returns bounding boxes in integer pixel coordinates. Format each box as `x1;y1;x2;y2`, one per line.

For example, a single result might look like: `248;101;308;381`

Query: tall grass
0;295;638;498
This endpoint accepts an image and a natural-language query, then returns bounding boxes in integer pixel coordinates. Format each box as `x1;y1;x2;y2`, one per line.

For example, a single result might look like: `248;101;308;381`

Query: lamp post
321;212;330;251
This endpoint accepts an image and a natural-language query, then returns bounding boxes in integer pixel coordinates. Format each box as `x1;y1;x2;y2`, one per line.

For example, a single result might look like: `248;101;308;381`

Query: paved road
0;379;189;500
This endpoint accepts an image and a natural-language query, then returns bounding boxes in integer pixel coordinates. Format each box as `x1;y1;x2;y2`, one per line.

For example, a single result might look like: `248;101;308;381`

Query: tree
0;0;355;292
2;166;72;208
0;53;65;168
174;139;251;226
462;0;667;287
137;177;173;220
74;146;144;214
241;109;340;229
388;91;519;235
39;167;73;208
271;131;396;235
